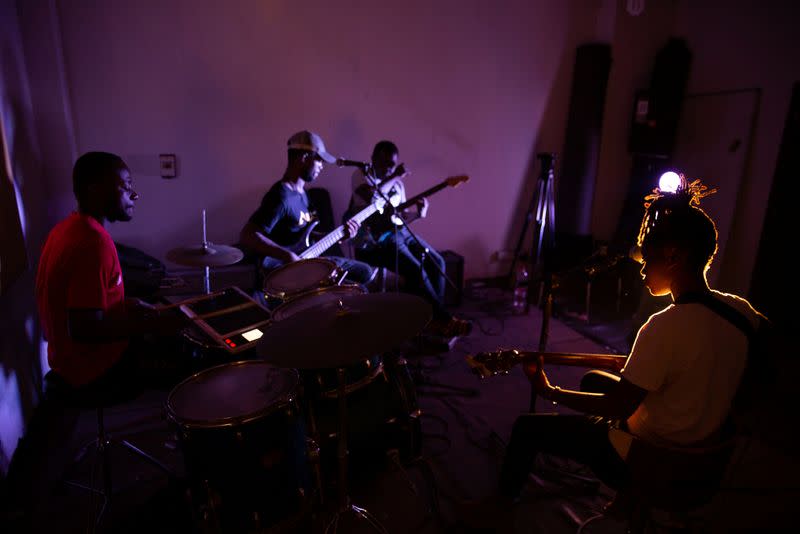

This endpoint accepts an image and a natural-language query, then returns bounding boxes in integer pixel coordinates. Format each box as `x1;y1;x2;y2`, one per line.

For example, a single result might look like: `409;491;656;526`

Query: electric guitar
290;175;469;258
466;349;627;379
363;174;470;241
289;197;388;259
394;174;469;212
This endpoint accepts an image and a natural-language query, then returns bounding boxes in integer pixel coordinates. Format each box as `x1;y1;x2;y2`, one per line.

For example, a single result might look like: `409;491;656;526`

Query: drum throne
47;370;173;530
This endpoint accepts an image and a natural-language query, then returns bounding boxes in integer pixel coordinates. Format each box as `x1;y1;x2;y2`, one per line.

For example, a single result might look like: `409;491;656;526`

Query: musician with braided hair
460;177;765;528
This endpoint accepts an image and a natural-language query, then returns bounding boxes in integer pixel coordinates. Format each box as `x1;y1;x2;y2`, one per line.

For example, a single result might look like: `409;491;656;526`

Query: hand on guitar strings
343;218;360;240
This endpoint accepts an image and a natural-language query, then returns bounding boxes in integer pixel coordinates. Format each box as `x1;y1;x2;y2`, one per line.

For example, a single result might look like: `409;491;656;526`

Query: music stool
47;372;174;529
559;433;736;533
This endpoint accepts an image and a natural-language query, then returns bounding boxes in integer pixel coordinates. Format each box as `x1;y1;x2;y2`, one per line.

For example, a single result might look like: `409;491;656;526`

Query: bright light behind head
658;171;681;193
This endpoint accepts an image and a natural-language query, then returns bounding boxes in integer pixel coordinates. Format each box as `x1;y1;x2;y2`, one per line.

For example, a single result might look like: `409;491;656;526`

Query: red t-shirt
36;212;128;386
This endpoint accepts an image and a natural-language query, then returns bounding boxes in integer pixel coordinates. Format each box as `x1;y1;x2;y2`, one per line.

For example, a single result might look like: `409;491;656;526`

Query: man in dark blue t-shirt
240;130;375;285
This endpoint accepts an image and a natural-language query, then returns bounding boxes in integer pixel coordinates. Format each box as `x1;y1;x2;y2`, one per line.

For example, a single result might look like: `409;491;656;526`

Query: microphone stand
360;165;474;399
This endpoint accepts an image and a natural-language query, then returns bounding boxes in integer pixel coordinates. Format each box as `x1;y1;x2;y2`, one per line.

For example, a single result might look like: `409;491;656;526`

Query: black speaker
749;82;799;332
557;43;613;237
441;250;464;307
628;39;692;157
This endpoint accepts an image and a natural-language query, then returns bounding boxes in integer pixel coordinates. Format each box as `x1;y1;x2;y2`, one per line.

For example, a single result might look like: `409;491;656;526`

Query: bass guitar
291;197;387;259
291;175;469;258
366;174;469;241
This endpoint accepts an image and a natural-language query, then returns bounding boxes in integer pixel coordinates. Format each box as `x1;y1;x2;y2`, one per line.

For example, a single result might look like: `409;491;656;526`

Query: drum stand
511;153;557;412
324;367;389;534
201;209;212;294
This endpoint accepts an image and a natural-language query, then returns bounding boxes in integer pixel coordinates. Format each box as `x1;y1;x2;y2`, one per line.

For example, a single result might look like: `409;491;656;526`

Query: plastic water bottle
512;262;529;315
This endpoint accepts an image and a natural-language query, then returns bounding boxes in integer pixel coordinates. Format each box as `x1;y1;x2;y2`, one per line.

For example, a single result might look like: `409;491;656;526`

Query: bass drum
309;357;421;464
166;361;309;532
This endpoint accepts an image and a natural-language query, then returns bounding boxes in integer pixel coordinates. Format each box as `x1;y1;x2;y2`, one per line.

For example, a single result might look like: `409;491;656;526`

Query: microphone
336;158;370;170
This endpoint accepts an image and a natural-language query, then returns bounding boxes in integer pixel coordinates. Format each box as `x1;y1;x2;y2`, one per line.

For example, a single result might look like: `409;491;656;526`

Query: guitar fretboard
299;175;466;259
397;182;448;211
300;203;380;259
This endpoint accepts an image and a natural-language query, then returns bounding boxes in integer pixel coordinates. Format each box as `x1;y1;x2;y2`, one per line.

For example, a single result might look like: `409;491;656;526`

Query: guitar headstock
466;349;523;378
445;175;469;188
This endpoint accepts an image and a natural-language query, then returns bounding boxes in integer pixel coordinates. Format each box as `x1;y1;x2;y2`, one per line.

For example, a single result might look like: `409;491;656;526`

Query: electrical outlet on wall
159;154;177;178
490;249;514;262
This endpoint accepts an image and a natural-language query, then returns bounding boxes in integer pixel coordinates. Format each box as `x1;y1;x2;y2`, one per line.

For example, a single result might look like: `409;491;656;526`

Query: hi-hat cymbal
257;292;431;369
166;243;244;267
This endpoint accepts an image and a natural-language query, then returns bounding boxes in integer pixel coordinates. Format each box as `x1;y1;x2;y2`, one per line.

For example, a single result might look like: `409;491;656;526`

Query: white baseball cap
287;130;336;163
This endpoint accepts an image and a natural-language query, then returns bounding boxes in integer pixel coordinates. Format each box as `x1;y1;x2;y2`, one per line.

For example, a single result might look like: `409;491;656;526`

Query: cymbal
166;243;244;267
257;293;431;369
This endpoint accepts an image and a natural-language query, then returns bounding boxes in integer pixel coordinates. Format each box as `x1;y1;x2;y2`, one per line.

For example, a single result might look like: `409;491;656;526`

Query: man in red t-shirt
36;208;130;386
5;152;183;528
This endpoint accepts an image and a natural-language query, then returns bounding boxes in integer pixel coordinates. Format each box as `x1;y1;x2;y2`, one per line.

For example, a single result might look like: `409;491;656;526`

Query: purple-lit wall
41;0;610;279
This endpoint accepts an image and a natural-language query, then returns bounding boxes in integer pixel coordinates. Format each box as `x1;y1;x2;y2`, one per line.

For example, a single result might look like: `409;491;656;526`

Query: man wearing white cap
240;130;376;284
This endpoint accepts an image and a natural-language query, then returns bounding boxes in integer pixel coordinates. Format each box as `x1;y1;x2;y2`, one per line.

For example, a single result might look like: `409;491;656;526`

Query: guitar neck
300;203;379;259
466;349;628;379
397;182;449;211
530;351;627;371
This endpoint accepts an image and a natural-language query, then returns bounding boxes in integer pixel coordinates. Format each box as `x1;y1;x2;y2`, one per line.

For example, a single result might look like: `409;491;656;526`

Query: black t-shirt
247;180;312;247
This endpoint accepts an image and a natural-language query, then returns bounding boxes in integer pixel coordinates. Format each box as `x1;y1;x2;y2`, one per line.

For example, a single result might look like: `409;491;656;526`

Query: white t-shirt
351;169;405;226
620;290;761;447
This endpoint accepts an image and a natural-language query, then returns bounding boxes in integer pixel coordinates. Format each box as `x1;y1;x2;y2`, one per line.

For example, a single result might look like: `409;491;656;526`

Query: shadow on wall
502;12;586;278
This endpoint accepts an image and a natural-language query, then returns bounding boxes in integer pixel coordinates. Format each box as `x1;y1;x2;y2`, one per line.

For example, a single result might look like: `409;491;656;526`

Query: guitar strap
673;291;756;339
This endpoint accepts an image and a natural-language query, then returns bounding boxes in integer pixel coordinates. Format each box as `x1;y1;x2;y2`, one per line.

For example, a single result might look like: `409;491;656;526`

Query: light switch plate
159;154;177;178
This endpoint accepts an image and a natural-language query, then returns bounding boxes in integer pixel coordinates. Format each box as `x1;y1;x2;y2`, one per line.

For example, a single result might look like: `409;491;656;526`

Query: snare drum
262;258;339;301
166;361;309;531
271;284;366;321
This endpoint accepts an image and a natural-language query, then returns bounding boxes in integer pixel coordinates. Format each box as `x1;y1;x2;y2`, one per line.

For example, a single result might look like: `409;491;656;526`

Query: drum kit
164;225;433;533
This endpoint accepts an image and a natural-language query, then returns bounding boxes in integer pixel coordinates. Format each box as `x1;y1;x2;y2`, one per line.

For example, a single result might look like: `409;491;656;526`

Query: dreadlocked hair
637;175;719;273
